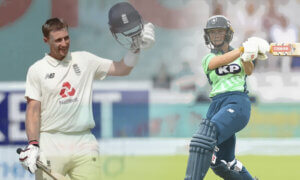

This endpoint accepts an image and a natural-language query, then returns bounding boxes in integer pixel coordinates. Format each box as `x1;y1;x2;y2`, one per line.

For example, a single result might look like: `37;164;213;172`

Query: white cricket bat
269;43;300;56
17;148;68;180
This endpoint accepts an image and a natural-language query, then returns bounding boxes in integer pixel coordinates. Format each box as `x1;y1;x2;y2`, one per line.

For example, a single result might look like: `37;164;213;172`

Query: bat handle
36;161;58;180
16;148;23;154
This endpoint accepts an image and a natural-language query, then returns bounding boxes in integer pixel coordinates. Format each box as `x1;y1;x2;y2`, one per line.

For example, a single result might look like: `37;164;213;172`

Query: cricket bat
269;43;300;56
17;148;68;180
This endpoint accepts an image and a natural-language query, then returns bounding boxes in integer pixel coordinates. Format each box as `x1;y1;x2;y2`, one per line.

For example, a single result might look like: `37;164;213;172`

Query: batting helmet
203;15;234;47
108;2;143;37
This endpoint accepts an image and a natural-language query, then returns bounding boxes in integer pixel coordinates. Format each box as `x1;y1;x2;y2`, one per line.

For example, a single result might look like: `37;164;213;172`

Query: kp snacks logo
59;82;75;98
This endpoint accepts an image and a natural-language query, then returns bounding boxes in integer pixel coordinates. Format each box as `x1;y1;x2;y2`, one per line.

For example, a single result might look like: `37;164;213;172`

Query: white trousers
36;130;101;180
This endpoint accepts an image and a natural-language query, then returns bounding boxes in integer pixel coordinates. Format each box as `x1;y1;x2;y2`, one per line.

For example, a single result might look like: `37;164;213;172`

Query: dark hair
42;18;68;38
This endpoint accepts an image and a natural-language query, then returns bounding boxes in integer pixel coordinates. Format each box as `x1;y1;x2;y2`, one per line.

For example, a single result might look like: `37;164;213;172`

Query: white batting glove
241;41;258;62
247;37;270;60
140;22;155;49
19;144;40;173
130;22;155;52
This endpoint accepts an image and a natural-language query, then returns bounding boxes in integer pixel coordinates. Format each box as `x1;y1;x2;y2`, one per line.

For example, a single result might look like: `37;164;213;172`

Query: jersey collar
45;53;71;67
211;46;234;54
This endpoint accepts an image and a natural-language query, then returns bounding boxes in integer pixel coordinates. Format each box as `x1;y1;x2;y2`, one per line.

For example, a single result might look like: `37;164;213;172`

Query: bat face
270;43;300;56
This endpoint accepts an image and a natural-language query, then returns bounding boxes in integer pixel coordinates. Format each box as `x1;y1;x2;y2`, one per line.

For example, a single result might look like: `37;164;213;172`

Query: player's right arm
19;64;41;174
208;49;242;70
24;64;42;142
25;98;41;142
19;103;40;174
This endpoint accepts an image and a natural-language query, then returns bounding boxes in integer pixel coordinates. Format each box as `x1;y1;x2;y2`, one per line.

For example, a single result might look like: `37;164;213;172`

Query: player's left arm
107;23;155;76
25;98;41;142
107;56;136;76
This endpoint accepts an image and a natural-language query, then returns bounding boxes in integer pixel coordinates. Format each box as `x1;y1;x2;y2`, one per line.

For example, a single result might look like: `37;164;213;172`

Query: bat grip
239;46;244;53
16;148;23;154
269;45;273;53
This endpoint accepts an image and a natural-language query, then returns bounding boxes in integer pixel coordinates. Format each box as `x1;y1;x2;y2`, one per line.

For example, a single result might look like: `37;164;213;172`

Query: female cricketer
184;15;269;180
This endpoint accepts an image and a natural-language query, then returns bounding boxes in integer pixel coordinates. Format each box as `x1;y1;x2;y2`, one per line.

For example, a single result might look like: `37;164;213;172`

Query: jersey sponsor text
215;64;241;76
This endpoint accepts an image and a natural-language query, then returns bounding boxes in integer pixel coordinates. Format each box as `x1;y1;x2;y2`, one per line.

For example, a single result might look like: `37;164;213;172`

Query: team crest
121;14;129;24
211;18;217;24
73;64;81;75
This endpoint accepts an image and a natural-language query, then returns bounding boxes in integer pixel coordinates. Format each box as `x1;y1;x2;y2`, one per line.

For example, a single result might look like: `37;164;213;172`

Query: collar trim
45;53;71;66
211;46;234;54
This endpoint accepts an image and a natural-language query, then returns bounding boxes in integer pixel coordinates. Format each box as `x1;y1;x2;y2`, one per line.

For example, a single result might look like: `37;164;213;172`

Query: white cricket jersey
25;51;112;132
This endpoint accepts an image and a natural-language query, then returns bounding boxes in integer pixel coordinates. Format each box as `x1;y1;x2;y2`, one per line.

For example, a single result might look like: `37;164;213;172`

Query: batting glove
240;41;258;62
140;22;155;49
19;141;40;173
247;37;270;60
131;22;155;52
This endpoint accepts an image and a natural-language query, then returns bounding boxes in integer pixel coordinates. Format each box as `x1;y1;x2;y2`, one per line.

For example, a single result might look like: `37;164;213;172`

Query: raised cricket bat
269;43;300;56
17;148;68;180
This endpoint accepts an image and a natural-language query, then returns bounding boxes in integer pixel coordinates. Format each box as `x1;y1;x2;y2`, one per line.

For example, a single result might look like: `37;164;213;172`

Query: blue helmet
108;2;143;37
204;15;234;47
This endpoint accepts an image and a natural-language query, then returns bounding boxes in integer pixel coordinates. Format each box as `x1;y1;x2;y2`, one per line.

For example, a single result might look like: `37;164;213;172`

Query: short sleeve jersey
202;48;248;98
25;51;112;132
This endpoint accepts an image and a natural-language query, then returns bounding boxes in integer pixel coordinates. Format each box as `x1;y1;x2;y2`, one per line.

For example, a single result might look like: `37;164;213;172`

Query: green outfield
101;155;300;180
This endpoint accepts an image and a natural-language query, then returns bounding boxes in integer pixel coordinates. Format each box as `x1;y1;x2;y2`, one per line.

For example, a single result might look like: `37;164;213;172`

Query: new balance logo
227;108;235;113
59;82;76;98
45;73;55;79
216;64;241;76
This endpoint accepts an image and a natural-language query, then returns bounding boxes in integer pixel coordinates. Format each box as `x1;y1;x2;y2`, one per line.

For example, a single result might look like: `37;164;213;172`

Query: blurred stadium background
1;0;300;179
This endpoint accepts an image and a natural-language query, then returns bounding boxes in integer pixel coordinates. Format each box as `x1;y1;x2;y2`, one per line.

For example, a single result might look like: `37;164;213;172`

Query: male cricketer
18;2;155;180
